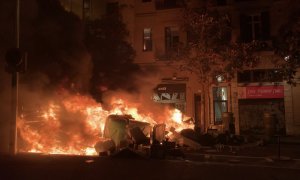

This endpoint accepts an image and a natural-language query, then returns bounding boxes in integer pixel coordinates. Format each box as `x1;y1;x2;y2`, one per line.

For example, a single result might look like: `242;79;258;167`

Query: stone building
60;0;300;135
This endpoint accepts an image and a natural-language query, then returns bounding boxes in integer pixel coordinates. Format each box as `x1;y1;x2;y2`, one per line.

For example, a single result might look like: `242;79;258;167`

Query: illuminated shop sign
238;86;284;99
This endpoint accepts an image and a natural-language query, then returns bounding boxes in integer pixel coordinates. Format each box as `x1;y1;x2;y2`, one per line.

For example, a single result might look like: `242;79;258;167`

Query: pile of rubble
94;115;263;158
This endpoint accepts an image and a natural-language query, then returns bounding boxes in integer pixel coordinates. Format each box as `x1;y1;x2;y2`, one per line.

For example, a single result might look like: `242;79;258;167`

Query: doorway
194;94;201;129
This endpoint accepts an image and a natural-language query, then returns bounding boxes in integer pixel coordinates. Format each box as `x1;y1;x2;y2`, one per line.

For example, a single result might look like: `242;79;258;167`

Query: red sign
238;86;284;99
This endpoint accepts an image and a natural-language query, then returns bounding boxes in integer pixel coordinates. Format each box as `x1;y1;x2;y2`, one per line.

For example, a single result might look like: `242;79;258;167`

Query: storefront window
213;87;228;124
153;83;186;112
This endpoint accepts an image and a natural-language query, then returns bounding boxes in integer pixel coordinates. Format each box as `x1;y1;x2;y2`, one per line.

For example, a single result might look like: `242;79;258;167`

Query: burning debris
18;90;197;157
1;0;199;157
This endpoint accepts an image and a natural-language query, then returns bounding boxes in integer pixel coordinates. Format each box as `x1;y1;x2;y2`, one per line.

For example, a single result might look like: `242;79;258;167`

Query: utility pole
9;0;20;155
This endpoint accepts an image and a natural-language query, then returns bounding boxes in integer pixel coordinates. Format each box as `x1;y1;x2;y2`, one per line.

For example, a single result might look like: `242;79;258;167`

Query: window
216;0;227;6
213;87;228;124
83;0;91;9
155;0;184;10
153;83;186;112
165;26;180;53
106;2;119;14
143;28;152;51
83;0;91;19
142;0;152;2
240;11;270;42
209;0;227;6
237;69;283;83
235;0;255;2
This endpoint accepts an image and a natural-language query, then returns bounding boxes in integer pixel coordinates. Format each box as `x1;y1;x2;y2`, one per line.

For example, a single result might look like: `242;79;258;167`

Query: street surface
1;146;300;180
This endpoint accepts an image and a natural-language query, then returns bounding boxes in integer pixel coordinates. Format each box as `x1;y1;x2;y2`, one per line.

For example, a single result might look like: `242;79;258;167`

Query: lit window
213;87;228;124
143;28;152;51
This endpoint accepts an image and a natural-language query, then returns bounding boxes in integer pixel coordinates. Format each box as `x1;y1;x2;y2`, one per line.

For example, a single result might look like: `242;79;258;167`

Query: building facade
60;0;300;135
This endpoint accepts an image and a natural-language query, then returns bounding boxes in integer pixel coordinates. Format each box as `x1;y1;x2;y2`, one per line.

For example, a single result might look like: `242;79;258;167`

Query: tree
273;7;300;85
181;8;259;81
175;7;259;128
85;6;140;102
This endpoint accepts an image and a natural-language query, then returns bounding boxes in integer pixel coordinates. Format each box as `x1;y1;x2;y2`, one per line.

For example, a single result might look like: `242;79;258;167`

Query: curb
184;153;299;164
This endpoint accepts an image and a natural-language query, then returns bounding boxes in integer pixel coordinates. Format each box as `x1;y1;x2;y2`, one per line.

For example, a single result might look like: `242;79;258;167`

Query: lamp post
7;0;20;155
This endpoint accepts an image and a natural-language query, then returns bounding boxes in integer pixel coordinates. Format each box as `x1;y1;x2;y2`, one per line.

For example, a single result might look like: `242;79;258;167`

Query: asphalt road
1;153;300;180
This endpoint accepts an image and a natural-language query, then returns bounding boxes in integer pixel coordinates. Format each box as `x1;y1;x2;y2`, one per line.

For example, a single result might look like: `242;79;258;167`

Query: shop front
153;83;186;112
238;85;285;135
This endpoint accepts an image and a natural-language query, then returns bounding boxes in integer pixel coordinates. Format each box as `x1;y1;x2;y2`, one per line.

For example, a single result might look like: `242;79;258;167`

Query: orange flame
18;92;193;156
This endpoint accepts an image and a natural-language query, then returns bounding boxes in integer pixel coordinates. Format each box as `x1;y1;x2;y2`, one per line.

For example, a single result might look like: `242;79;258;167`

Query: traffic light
5;48;27;73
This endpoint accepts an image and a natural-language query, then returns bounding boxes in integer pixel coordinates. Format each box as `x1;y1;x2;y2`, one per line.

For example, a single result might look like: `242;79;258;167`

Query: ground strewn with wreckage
1;143;300;180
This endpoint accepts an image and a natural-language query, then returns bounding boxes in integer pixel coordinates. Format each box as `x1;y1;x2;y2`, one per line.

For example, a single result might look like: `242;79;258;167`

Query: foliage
273;11;300;85
178;7;259;85
85;8;139;101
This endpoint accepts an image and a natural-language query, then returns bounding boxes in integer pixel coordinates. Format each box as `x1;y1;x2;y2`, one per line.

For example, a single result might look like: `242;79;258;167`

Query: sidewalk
183;142;300;170
278;135;300;145
182;134;299;157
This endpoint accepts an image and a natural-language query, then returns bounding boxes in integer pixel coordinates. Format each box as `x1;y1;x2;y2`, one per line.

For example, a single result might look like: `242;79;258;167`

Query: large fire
18;91;193;156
